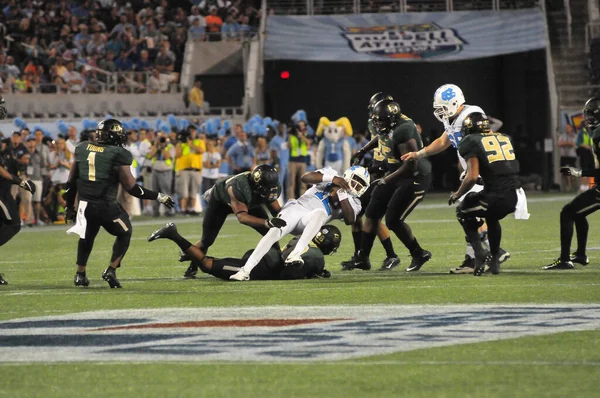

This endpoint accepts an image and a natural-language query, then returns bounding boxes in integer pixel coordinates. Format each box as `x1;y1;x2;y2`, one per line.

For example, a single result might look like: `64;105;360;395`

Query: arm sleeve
127;184;159;200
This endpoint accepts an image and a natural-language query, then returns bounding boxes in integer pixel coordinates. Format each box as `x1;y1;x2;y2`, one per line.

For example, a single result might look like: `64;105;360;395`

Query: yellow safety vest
290;135;307;157
152;143;173;166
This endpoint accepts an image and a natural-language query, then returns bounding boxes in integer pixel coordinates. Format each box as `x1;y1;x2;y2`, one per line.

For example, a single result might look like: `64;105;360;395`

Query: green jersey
212;171;280;207
75;141;133;202
458;132;520;192
378;114;431;177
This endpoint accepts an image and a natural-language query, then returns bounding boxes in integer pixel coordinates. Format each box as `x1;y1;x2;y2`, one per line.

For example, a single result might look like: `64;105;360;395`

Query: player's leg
544;188;599;269
199;257;246;281
73;205;103;287
384;180;430;272
0;191;21;247
231;203;300;280
456;192;491;276
284;208;328;266
99;203;133;288
377;221;399;270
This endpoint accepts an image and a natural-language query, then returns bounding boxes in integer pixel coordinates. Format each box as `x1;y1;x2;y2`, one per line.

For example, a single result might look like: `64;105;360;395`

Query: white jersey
295;166;361;223
444;104;485;170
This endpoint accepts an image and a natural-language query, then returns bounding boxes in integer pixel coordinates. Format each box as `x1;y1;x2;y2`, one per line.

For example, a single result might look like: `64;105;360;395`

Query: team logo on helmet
252;169;262;183
387;103;400;115
342;23;466;60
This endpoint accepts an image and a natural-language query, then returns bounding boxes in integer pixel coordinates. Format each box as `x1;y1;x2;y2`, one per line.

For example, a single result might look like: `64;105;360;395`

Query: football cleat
474;254;492;276
147;222;177;242
183;262;198;278
498;248;510;264
542;259;575;270
406;250;432;272
379;256;400;271
229;269;250;281
0;273;7;285
342;256;371;271
489;254;501;275
449;255;475;274
102;267;122;288
341;255;358;268
74;273;89;287
285;253;304;268
570;253;589;266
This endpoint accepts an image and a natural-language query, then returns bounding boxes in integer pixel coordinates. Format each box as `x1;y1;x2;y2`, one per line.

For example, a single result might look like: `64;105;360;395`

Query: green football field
1;193;600;397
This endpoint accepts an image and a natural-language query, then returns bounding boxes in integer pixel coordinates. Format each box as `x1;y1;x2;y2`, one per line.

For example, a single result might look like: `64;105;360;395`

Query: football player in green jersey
64;119;175;288
547;97;600;270
343;92;401;271
148;223;340;280
173;164;285;278
349;99;432;272
449;113;520;276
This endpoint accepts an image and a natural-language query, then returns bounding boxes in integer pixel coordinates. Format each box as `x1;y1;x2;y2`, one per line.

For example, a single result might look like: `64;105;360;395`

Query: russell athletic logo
342;23;466;59
0;305;599;363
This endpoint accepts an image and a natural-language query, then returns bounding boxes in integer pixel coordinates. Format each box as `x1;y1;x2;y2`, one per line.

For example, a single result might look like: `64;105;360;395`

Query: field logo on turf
342;23;466;59
0;305;599;362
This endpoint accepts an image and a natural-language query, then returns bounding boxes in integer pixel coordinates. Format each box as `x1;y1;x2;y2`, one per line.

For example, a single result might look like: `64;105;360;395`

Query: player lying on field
179;164;284;279
448;113;521;276
148;223;341;280
228;165;369;281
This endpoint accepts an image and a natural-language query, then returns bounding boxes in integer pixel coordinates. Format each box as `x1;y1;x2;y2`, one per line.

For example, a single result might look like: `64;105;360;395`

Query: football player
177;164;284;278
449;113;521;275
227;165;366;281
344;92;401;271
64;119;175;288
0;97;36;285
402;84;512;274
348;100;432;272
546;97;600;270
148;223;341;281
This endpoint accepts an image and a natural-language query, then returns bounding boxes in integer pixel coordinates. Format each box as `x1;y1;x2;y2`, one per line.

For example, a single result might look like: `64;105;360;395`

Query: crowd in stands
0;0;261;94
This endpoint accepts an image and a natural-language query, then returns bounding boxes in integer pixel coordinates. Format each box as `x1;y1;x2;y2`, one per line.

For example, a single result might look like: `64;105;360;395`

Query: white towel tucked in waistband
66;200;88;239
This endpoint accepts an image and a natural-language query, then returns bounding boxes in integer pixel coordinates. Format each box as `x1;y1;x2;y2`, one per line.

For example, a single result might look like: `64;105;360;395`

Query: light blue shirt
226;141;255;170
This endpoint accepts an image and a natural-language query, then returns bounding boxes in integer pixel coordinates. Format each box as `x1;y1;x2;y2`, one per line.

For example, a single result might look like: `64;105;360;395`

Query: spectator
147;130;175;217
26;137;43;225
141;20;161;48
576;124;594;192
5;56;21;82
221;14;238;40
148;68;162;93
269;123;289;201
226;130;255;173
106;32;125;56
66;125;78;154
111;14;136;37
49;136;73;186
115;49;134;71
200;138;221;210
205;6;223;41
86;31;106;56
61;60;83;93
99;50;117;72
175;129;203;215
255;136;271;165
558;124;578;192
237;15;251;38
155;41;178;91
135;49;153;72
189;17;206;40
74;24;91;54
287;125;311;199
188;79;204;109
188;6;206;27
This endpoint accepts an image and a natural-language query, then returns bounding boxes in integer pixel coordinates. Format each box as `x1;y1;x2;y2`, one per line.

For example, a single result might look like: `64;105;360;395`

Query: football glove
350;149;366;165
267;217;287;228
372;178;386;186
19;179;36;194
0;98;7;120
157;193;175;208
560;166;582;178
448;192;459;206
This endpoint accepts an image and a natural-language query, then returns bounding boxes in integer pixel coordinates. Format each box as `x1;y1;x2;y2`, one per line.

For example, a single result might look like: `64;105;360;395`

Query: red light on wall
280;71;290;79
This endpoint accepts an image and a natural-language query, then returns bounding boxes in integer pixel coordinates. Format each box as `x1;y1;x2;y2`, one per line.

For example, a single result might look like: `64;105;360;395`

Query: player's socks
407;238;423;256
381;237;396;259
352;231;362;256
574;216;589;258
358;231;377;258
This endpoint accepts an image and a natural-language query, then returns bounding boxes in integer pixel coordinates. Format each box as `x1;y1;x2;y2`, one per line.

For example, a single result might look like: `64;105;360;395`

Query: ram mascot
316;117;352;176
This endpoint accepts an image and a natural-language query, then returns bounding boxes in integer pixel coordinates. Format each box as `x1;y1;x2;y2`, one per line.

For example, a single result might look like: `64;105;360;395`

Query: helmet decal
441;88;456;101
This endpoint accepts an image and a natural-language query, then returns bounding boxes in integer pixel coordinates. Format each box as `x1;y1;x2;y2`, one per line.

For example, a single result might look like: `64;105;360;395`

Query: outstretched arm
401;133;451;161
450;157;479;203
118;165;174;207
301;170;351;191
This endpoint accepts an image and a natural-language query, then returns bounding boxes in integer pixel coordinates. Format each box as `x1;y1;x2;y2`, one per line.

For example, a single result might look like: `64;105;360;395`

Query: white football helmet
343;165;370;197
433;84;465;122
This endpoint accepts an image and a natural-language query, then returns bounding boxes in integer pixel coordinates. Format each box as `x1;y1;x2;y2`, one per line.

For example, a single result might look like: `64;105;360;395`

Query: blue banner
265;10;548;62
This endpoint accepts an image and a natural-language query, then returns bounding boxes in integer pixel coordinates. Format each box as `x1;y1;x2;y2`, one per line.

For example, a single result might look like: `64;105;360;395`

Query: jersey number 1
87;152;96;181
482;136;515;163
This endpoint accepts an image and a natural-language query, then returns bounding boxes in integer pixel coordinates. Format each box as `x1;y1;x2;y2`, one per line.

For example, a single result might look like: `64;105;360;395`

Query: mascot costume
316;117;352;176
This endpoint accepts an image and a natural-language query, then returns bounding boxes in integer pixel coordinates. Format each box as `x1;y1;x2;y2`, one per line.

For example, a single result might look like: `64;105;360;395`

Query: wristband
336;189;349;201
416;148;427;159
321;173;334;183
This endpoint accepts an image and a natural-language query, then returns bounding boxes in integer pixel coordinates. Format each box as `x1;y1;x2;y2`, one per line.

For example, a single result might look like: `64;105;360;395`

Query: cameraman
175;127;205;215
147;131;175;217
287;124;311;200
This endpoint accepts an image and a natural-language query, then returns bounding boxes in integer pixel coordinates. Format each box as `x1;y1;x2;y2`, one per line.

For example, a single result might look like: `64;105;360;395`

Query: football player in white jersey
230;166;368;281
401;84;510;273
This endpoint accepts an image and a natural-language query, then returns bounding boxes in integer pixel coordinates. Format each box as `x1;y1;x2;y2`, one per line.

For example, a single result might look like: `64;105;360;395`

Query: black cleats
489;254;501;275
341;255;358;268
0;273;7;285
543;259;575;270
379;256;400;271
406;250;432;272
74;273;89;287
148;223;177;242
184;262;198;278
449;255;475;274
341;256;371;271
570;253;589;266
474;254;492;276
102;267;122;288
